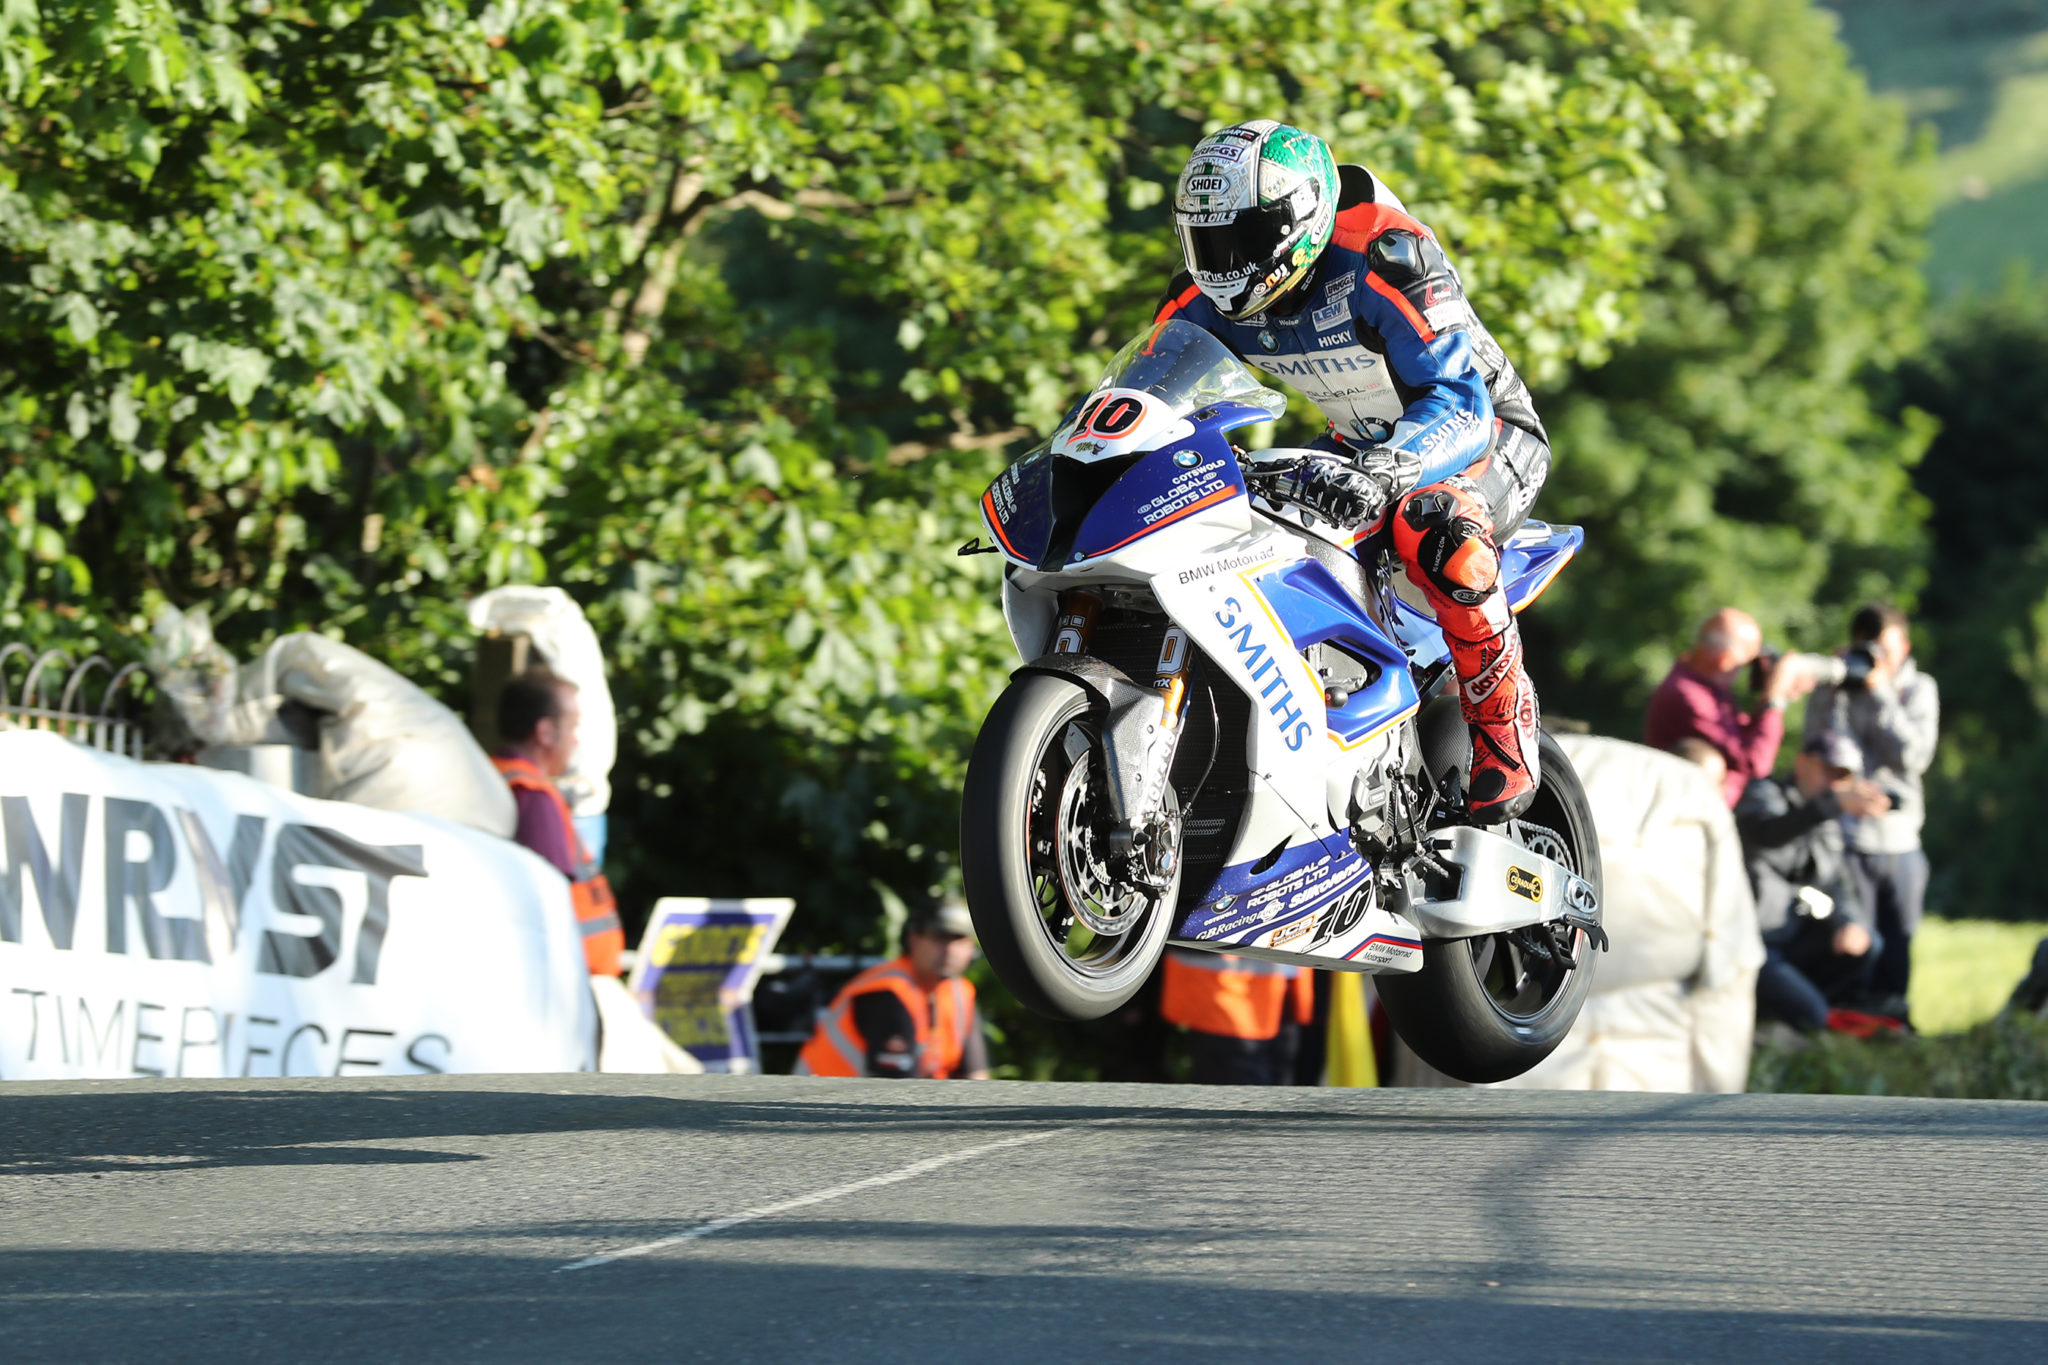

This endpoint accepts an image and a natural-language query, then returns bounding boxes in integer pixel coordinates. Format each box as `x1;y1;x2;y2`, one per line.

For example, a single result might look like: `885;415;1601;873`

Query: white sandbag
224;634;515;838
1557;735;1762;994
1500;736;1762;1092
466;586;615;818
1397;737;1763;1094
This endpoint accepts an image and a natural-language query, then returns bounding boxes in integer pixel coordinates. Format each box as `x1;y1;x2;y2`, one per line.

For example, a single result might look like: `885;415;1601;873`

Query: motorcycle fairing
1246;559;1420;749
1168;839;1424;972
1151;537;1429;971
980;446;1056;567
978;402;1273;573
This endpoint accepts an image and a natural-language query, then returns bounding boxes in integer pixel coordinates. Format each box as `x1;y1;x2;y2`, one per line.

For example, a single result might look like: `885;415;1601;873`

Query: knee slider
1420;522;1499;606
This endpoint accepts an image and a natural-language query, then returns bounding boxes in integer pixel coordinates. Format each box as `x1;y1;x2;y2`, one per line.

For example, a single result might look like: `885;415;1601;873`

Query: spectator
1159;949;1314;1085
1736;732;1891;1032
1805;602;1940;1018
796;902;991;1079
1645;608;1820;806
491;669;625;976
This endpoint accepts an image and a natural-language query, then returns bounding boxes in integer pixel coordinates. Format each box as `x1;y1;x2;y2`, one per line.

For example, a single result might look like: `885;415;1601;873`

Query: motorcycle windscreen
1061;434;1250;567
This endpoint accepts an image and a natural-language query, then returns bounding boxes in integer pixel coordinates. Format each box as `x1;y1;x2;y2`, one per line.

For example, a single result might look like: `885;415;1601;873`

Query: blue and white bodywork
981;320;1583;974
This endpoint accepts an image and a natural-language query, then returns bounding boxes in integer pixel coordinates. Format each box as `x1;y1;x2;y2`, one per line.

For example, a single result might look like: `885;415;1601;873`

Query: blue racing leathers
1155;165;1553;819
1154;167;1549;535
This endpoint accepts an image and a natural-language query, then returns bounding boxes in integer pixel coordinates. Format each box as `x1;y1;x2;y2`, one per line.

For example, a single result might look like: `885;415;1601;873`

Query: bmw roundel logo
1258;330;1278;352
1174;450;1201;467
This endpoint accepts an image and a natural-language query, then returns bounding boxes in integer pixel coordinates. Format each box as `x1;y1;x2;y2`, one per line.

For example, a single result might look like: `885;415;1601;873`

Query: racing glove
1266;454;1400;529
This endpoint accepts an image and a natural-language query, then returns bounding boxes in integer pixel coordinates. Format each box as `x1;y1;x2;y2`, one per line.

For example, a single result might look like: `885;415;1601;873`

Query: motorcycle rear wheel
960;672;1178;1020
1377;730;1602;1084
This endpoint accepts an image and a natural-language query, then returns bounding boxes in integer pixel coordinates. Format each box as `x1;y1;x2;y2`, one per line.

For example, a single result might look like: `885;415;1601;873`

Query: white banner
0;730;596;1080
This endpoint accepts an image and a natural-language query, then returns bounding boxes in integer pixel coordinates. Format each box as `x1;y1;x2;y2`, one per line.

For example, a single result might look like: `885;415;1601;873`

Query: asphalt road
2;1076;2044;1363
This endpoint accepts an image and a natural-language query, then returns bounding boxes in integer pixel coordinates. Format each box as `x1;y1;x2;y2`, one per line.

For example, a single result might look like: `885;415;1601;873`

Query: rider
1156;120;1552;823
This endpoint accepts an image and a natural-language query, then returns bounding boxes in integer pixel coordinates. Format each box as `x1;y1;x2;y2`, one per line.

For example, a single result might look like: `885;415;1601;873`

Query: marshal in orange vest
492;754;625;976
796;957;980;1079
1160;948;1314;1040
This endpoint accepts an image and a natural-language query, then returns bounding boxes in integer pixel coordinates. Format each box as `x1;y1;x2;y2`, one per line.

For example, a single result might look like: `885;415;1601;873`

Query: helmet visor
1179;200;1300;278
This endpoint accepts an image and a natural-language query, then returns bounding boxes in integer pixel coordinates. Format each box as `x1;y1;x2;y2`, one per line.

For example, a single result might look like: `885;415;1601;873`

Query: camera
1839;641;1880;691
1749;645;1782;697
1751;646;1879;695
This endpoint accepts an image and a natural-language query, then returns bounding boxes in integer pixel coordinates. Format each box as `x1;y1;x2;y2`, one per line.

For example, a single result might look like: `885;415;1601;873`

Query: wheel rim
1462;810;1589;1026
1023;710;1172;979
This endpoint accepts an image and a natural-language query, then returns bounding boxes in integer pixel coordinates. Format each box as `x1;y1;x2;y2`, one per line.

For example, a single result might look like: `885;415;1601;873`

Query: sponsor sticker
1271;916;1314;949
1424;299;1476;332
1174;449;1201;467
1176;550;1271;586
1183;175;1229;195
1507;866;1544;903
1312;301;1346;331
1211;593;1317;753
1324;274;1356;304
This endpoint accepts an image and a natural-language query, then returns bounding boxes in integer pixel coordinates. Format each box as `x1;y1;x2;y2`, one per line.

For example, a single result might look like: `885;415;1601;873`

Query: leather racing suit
1154;167;1552;815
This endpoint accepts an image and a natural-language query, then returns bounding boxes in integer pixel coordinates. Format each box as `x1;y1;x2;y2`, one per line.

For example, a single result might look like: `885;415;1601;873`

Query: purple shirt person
1644;608;1818;807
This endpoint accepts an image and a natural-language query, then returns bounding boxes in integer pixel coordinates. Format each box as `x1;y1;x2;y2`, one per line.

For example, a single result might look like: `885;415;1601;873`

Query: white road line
555;1126;1073;1272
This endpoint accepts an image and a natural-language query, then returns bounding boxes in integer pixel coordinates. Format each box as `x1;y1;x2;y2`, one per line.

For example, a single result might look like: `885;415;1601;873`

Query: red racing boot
1447;617;1540;824
1391;475;1542;824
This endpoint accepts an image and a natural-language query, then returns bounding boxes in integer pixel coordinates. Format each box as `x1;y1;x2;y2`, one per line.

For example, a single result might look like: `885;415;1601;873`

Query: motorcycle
958;319;1606;1084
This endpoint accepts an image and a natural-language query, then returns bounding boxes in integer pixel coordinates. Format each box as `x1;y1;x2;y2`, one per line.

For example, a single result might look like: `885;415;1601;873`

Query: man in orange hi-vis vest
492;668;625;977
797;902;991;1079
1160;948;1315;1085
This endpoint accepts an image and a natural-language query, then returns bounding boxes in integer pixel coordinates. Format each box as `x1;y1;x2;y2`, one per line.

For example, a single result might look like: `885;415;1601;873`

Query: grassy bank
1753;917;2048;1098
1751;1012;2048;1099
1909;918;2047;1034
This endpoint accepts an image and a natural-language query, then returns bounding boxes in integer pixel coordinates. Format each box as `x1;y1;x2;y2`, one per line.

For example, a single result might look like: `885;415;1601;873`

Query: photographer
1736;733;1890;1031
1645;608;1822;807
1803;602;1939;1017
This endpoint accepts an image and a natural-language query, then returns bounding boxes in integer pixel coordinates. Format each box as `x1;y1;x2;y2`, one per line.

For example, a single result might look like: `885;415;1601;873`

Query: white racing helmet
1174;120;1340;321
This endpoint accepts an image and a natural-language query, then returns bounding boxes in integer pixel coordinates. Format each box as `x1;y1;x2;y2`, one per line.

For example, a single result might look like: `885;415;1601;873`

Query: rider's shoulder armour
1365;229;1427;285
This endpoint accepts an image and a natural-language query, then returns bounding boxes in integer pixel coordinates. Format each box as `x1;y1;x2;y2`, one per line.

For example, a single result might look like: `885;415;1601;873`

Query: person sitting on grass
1735;731;1892;1032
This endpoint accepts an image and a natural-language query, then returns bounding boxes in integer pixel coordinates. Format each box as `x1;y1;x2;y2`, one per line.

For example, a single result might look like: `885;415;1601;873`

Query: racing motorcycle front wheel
960;672;1180;1020
1376;730;1603;1084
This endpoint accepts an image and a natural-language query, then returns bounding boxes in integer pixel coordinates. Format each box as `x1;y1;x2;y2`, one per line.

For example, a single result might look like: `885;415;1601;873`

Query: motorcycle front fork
1050;589;1192;884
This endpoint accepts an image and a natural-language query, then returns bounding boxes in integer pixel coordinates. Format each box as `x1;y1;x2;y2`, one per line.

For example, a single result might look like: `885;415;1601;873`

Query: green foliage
1750;1010;2048;1100
1527;0;1935;728
1891;282;2048;919
2;1;1766;961
1908;916;2048;1032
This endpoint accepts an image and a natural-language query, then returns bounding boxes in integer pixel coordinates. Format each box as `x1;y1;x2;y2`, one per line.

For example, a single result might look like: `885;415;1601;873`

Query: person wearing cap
795;902;991;1080
1735;732;1892;1031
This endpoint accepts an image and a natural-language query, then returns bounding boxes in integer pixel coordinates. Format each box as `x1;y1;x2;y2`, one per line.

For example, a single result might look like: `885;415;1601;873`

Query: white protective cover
466;586;617;818
0;731;596;1080
223;633;515;838
1487;736;1763;1093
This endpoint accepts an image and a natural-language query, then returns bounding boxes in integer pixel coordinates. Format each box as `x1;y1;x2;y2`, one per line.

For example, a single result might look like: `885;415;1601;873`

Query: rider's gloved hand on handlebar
1262;453;1401;530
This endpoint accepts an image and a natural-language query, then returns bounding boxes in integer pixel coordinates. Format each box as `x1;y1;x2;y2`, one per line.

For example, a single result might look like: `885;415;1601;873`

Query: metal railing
0;645;151;758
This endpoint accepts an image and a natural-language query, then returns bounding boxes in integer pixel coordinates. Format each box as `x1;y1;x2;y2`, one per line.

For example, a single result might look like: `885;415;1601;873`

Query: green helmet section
1257;124;1338;265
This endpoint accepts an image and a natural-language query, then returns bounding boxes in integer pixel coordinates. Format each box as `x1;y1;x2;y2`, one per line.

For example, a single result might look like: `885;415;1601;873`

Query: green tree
1890;281;2048;919
1527;0;1936;730
3;0;1764;964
